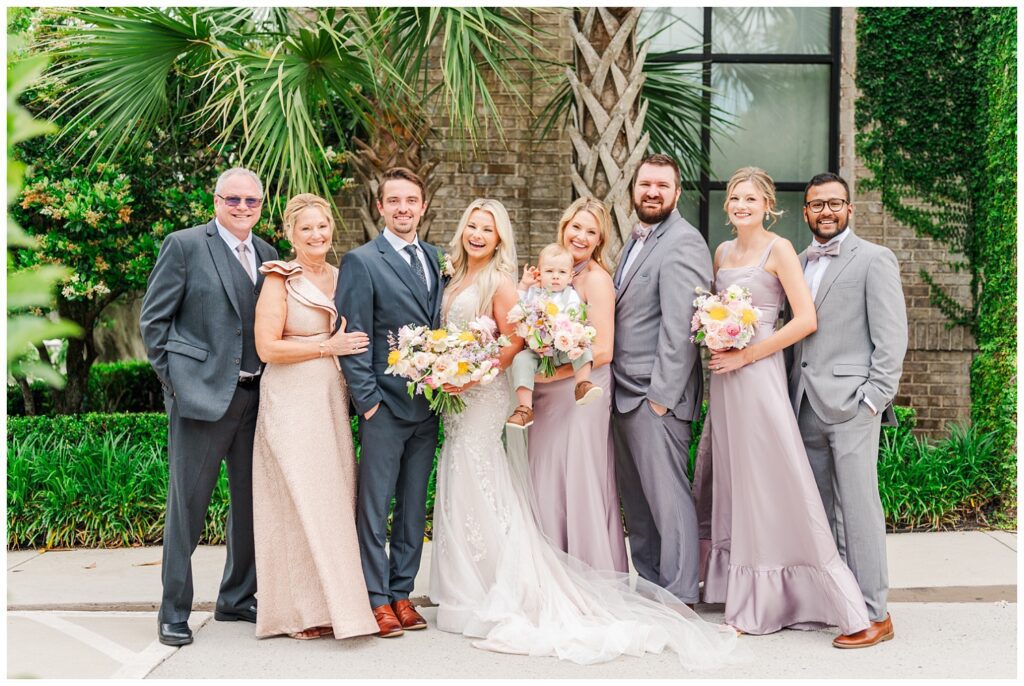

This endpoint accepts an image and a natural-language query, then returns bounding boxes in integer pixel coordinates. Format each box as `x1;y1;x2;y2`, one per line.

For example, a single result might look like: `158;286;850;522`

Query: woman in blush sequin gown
251;194;377;641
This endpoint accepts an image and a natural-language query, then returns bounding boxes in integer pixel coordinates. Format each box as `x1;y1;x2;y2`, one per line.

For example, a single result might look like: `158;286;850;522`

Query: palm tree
42;6;545;241
536;8;728;254
564;8;649;254
44;7;377;205
344;7;544;241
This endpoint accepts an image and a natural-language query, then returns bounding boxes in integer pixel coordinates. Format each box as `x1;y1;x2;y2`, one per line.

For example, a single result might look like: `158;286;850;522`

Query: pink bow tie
806;241;841;262
631;225;651;242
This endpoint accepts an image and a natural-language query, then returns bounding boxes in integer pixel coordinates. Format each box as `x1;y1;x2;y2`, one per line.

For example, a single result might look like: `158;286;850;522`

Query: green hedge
7;405;997;549
7;412;441;549
8;360;163;416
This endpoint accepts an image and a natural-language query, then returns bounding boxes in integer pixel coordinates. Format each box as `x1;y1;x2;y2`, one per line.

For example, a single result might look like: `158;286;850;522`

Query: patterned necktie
806;240;841;262
404;244;428;291
631;224;651;242
236;243;255;283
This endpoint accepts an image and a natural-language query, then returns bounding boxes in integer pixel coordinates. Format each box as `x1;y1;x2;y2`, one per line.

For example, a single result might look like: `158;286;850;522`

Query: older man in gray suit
790;172;907;649
141;168;278;646
611;154;712;605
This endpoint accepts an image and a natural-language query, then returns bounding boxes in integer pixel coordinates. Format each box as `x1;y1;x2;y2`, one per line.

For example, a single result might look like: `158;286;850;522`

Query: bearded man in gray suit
141;168;278;646
789;172;907;649
611;154;712;605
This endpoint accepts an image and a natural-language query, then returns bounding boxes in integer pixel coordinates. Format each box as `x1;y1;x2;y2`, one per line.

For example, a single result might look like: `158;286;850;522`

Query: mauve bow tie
806;241;841;262
631;225;651;242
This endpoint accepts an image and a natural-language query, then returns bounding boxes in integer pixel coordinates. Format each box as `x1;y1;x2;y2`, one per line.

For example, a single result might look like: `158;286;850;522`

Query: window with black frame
639;7;841;252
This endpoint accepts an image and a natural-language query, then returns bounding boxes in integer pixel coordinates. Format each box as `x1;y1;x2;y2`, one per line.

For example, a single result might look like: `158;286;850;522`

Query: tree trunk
567;7;650;256
17;376;36;416
52;296;110;414
348;108;441;242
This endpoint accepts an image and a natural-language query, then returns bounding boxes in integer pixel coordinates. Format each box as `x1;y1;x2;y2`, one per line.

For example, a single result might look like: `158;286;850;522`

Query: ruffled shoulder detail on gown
260;260;338;327
259;259;304;277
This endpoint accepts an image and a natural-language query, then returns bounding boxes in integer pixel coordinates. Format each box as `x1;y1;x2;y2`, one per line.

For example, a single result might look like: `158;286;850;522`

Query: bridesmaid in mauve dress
695;168;870;637
524;198;627;573
251;194;378;641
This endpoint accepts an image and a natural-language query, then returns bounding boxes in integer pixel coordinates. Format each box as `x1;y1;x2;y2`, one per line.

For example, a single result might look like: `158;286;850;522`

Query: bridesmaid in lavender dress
522;198;628;573
694;168;870;637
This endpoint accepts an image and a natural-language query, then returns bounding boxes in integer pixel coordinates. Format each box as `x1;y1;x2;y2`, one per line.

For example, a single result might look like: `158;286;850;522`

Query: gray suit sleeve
648;230;712;409
337;250;383;415
140;234;187;393
860;248;908;410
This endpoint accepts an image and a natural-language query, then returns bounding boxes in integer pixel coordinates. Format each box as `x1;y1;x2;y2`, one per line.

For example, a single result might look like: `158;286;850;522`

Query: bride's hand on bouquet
442;381;477;395
709;347;753;374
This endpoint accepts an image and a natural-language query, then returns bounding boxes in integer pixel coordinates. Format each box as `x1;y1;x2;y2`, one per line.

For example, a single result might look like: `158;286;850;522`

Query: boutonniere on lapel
438;250;454;281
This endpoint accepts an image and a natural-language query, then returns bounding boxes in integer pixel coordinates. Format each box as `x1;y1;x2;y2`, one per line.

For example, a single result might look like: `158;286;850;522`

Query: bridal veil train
429;284;743;670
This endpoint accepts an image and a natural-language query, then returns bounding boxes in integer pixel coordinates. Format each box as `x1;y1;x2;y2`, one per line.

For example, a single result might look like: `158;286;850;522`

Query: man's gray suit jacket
789;231;908;425
612;209;713;421
140;220;278;422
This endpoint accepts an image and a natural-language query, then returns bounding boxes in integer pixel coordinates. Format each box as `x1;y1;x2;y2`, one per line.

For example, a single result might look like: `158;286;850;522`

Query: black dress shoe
214;603;257;623
158;621;193;646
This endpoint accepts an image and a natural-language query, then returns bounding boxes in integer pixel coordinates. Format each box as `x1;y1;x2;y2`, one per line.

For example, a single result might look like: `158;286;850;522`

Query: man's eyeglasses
216;194;262;209
804;198;849;213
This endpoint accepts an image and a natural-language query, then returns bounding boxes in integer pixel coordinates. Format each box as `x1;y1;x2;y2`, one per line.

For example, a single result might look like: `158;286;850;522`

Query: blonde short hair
282;193;334;246
723;166;784;229
555;197;612;273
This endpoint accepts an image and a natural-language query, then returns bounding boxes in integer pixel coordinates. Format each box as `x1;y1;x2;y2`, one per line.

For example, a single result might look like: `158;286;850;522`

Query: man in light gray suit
611;154;713;605
789;172;907;649
141;168;278;646
337;167;443;637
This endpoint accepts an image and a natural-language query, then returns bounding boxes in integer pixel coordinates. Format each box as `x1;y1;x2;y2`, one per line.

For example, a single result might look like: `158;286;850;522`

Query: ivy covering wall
856;9;1016;490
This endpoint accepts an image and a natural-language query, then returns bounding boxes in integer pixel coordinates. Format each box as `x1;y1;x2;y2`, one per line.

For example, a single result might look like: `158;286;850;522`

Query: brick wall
840;8;975;435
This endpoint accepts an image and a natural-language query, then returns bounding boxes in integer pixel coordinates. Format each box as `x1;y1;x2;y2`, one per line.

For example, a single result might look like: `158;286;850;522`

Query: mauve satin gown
694;240;870;635
527;364;628;573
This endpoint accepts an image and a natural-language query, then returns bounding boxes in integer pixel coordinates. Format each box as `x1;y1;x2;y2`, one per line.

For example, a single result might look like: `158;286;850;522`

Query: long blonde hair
723;167;784;229
556;197;612;273
448;199;518;317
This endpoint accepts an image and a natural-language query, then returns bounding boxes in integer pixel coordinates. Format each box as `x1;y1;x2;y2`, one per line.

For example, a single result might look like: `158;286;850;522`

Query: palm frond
42;8;220;162
370;7;548;145
194;20;376;201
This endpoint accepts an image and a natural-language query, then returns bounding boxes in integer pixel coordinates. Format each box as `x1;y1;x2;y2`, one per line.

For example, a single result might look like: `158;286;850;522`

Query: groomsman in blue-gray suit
141;168;278;646
611;154;713;606
790;172;907;649
337;167;443;638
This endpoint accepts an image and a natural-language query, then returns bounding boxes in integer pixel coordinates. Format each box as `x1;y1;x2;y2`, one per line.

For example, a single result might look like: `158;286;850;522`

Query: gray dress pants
159;383;259;624
612;402;699;604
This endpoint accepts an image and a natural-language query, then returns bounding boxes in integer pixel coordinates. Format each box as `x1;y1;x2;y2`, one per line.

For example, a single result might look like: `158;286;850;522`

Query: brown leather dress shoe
371;604;404;638
392;599;427;631
833;613;894;649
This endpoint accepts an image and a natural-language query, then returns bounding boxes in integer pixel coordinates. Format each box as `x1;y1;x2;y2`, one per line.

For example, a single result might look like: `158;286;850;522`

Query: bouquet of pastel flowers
690;284;762;350
386;315;510;414
506;291;597;377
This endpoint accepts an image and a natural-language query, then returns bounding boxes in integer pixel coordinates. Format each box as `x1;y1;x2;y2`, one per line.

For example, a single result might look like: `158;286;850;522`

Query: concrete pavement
6;531;1018;678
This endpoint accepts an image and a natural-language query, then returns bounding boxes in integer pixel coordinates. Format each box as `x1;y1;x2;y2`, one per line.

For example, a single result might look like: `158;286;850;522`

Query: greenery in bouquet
506;292;595;377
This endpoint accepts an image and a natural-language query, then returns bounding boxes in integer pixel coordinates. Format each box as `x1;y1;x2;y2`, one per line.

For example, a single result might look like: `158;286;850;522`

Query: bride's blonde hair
448;199;518;317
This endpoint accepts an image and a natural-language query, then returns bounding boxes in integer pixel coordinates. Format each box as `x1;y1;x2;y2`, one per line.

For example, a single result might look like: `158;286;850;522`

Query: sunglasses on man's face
216;193;262;209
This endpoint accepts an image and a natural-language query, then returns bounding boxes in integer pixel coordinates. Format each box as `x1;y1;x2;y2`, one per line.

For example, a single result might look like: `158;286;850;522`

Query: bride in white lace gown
428;200;742;670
